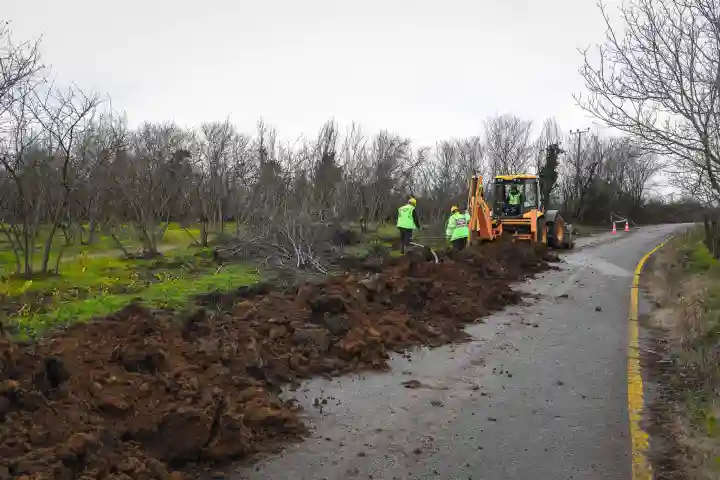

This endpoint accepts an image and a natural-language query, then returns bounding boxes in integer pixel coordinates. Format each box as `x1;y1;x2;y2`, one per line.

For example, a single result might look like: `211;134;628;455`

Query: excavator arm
467;175;501;243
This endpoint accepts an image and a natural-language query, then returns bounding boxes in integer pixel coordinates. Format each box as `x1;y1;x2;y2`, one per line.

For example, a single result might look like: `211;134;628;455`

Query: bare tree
106;122;194;257
70;112;126;245
484;114;533;175
311;120;342;220
534;117;563;172
0;24;44;277
578;0;720;202
191;119;239;245
625;151;663;207
361;131;413;223
0;22;43;114
0;89;48;276
0;46;98;278
415;137;484;223
32;86;101;271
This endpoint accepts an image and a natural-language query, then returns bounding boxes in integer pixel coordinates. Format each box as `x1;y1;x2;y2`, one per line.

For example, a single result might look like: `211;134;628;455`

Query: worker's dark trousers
451;238;467;251
507;205;521;216
398;228;413;253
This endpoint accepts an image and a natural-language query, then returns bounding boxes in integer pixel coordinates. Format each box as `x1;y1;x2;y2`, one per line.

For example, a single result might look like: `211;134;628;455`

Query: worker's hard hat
408;197;417;206
451;205;459;213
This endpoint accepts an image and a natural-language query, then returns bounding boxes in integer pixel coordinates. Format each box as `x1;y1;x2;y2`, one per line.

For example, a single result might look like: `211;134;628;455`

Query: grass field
0;223;259;337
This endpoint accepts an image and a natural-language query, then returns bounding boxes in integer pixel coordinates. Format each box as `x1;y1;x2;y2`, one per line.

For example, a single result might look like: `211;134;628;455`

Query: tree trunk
23;227;33;279
1;227;23;275
200;220;209;247
40;222;60;275
81;218;98;245
110;233;131;258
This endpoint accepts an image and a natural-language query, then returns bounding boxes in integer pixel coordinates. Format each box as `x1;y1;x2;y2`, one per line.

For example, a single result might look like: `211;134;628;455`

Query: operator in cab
397;197;420;254
446;205;470;251
506;185;523;216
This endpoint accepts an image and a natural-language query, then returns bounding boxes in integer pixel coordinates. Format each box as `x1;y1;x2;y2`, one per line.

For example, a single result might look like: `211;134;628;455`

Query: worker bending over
446;205;470;251
397;197;420;254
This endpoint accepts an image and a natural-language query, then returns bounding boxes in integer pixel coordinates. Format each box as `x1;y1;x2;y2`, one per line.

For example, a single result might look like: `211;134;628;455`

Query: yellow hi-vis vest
446;212;470;241
397;204;416;229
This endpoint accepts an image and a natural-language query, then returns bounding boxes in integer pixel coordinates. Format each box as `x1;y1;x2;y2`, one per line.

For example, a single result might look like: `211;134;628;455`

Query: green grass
7;256;257;338
0;223;199;276
374;224;399;241
15;263;257;336
0;222;256;337
684;240;720;274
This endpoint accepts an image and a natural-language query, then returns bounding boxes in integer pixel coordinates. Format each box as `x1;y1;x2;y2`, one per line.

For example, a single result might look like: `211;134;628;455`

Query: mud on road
0;240;556;479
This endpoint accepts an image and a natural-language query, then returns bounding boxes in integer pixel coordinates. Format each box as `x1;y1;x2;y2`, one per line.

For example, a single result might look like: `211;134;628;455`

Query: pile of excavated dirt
0;240;557;479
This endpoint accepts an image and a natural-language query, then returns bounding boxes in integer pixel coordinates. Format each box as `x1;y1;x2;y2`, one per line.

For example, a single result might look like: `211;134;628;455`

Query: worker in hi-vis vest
445;205;470;251
506;185;523;215
396;197;420;254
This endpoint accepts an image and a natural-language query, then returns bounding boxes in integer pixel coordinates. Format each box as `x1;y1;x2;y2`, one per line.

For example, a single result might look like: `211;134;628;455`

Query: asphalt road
231;224;690;480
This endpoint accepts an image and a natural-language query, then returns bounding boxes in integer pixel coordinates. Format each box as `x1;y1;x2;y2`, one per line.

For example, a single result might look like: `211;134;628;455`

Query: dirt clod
0;240;553;478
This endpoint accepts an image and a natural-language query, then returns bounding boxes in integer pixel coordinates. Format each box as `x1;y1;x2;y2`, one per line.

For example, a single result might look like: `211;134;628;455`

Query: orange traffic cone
624;221;629;232
612;223;617;235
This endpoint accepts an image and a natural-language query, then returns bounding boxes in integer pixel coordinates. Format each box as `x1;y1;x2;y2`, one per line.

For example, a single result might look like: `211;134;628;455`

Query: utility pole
569;128;590;165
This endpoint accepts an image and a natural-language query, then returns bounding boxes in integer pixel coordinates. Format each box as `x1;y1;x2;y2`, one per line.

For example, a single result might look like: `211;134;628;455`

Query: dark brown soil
0;240;556;479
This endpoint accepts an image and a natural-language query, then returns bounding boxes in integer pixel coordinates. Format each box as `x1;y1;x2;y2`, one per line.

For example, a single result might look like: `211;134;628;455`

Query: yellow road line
629;238;671;480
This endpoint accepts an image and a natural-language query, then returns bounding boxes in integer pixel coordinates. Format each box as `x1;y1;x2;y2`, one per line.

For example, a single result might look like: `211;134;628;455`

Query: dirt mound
0;241;556;479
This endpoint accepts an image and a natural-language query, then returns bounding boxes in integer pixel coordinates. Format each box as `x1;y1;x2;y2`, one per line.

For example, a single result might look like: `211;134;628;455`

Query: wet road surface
232;224;690;480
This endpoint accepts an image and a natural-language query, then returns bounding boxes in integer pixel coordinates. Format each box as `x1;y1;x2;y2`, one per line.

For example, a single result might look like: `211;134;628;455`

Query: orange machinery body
467;174;543;244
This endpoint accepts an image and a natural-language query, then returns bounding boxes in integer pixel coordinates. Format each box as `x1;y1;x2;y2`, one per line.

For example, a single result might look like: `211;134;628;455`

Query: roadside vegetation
644;228;720;479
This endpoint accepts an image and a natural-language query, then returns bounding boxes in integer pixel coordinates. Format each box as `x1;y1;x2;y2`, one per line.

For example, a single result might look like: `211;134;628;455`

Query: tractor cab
491;175;541;218
467;173;571;248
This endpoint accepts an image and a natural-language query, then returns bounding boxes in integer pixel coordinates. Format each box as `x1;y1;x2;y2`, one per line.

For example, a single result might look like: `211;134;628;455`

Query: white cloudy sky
6;0;620;146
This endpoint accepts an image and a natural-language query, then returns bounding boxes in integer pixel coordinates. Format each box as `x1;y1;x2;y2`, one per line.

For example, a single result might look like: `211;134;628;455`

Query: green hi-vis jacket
446;212;470;241
397;204;418;230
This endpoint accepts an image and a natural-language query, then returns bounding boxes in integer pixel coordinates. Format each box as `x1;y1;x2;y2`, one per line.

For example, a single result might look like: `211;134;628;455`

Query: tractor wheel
548;216;566;248
537;218;548;245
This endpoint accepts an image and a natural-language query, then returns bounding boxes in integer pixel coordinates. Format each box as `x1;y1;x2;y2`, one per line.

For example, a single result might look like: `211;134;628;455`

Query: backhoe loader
466;174;573;248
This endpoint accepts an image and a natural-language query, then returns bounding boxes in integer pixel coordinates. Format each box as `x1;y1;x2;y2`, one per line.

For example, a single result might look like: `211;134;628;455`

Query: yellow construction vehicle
467;173;572;248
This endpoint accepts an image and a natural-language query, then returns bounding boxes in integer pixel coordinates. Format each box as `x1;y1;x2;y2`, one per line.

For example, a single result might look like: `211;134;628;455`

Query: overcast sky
6;0;619;146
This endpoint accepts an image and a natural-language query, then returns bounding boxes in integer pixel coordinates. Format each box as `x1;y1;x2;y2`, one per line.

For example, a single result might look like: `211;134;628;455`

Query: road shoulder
629;239;669;479
641;228;720;480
